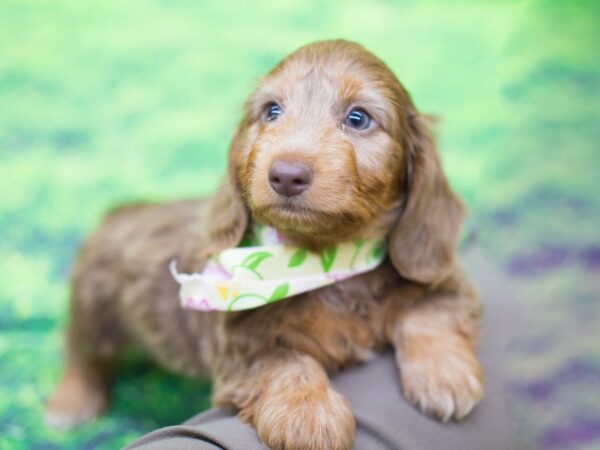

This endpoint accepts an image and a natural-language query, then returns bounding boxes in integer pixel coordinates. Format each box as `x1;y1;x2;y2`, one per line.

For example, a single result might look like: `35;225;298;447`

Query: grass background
1;0;598;448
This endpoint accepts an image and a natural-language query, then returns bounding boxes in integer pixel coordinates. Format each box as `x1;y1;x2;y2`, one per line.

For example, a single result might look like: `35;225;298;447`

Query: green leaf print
319;247;337;272
368;241;385;262
240;251;273;270
288;249;307;268
269;283;290;302
227;293;269;311
350;240;364;269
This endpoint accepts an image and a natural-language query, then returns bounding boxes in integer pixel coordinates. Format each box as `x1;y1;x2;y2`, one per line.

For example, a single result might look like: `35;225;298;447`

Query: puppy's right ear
387;114;464;286
180;124;249;272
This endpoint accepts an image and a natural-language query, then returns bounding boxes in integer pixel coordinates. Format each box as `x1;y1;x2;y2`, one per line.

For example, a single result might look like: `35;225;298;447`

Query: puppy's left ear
180;124;249;272
388;114;465;285
203;161;248;255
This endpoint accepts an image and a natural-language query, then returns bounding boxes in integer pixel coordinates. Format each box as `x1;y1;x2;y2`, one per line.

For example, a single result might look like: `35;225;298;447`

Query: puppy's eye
344;108;371;130
264;103;283;122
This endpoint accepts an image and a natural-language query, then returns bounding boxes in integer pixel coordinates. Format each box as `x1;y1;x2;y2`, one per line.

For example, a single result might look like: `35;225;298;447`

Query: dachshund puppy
46;40;483;450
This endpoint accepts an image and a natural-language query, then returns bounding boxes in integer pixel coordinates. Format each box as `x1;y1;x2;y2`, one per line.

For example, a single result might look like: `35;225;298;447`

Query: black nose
268;161;313;197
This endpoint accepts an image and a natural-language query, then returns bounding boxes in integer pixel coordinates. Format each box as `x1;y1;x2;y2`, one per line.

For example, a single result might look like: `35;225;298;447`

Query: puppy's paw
253;386;355;450
399;337;483;421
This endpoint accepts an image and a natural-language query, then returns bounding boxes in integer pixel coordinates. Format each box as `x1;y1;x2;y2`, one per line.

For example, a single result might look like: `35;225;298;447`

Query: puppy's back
73;199;205;279
67;198;209;362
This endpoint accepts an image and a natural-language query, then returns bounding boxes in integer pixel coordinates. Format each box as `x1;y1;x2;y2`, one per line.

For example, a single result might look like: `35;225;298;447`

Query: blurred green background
1;0;598;448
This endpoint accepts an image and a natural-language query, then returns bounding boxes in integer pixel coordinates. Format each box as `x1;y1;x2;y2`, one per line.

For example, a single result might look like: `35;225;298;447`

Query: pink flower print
326;272;351;282
202;261;232;281
197;299;213;311
184;297;214;311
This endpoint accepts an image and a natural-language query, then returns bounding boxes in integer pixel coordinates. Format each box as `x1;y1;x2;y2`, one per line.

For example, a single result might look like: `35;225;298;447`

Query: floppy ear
388;114;465;285
203;161;248;254
179;125;249;272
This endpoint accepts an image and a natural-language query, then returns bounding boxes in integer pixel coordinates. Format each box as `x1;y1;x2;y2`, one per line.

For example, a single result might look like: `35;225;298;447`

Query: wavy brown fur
45;40;482;450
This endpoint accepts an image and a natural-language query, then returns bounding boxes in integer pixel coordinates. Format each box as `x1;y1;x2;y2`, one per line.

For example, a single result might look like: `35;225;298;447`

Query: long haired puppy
46;40;482;450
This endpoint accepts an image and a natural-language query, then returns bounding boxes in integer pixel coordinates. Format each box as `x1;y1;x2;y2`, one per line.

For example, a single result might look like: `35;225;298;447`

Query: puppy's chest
222;263;399;368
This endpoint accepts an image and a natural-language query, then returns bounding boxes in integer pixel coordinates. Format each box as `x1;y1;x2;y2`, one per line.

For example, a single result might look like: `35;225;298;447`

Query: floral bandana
170;225;387;312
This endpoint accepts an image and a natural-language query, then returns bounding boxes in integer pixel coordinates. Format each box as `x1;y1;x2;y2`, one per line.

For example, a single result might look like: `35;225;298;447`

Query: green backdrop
1;0;598;448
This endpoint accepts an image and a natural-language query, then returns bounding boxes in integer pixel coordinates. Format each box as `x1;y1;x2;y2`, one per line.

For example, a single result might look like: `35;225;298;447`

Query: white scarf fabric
170;225;386;312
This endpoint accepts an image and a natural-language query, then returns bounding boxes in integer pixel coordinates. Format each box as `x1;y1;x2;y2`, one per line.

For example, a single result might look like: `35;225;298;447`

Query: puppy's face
208;40;463;284
233;41;413;245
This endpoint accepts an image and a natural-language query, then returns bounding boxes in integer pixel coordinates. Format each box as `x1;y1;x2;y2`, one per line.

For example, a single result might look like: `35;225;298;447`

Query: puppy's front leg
214;352;355;450
390;289;484;421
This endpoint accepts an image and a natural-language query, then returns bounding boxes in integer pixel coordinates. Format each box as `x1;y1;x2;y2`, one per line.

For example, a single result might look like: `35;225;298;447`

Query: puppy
45;40;483;450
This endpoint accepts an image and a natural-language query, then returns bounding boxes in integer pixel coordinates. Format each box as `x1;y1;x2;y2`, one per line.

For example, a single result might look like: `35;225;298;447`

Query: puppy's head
208;40;464;285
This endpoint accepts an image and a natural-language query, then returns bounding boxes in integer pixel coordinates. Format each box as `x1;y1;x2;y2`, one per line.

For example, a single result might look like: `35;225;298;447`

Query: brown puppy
45;40;483;450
